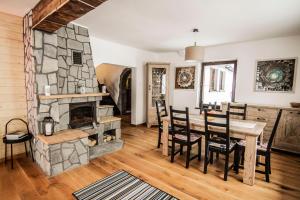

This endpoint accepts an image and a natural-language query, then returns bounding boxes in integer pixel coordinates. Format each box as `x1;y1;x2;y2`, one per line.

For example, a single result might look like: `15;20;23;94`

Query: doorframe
199;60;237;107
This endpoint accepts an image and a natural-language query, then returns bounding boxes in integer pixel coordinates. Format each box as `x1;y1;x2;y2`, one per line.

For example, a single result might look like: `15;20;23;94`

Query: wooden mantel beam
32;0;107;32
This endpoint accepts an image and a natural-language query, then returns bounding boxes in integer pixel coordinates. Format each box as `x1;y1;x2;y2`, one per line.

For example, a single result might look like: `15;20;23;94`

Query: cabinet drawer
247;107;278;119
246;115;276;124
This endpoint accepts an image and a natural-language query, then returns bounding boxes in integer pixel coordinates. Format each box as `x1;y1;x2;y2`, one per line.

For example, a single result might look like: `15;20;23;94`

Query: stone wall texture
23;12;38;136
35;137;89;176
30;23;100;133
56;24;98;94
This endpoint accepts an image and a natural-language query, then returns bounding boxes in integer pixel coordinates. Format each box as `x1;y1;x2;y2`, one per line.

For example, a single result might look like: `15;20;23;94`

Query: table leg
162;120;169;156
243;135;257;185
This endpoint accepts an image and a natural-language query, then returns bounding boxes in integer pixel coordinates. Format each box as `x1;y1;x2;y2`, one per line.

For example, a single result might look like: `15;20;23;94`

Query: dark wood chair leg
233;147;239;174
24;141;28;157
171;140;175;163
4;143;7;164
180;144;183;155
224;153;229;181
209;151;213;164
265;154;270;182
11;144;13;169
198;140;201;161
269;154;271;174
29;140;34;162
186;145;190;168
241;149;245;165
204;144;208;174
157;130;162;148
216;152;219;160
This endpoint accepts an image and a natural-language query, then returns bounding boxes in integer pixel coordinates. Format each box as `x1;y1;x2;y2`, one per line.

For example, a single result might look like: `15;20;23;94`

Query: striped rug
73;170;178;200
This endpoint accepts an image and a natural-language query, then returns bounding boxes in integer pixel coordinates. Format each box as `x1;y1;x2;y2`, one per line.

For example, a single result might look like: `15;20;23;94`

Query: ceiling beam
32;0;107;33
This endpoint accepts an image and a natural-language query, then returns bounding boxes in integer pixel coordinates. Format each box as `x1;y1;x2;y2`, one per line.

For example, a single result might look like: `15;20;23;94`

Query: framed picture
175;66;195;89
255;58;297;92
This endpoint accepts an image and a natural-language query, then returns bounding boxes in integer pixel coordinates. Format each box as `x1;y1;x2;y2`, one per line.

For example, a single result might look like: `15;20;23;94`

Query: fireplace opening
69;102;96;128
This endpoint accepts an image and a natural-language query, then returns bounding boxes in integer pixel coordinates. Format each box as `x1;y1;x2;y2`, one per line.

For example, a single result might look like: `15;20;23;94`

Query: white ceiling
1;0;300;52
75;0;300;51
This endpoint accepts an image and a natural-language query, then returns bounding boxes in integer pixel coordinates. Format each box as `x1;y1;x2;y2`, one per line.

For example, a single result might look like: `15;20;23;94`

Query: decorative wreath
177;68;194;88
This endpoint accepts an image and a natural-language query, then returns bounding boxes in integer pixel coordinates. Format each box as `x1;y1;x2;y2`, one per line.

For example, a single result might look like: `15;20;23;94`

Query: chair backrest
227;103;247;120
200;101;217;114
170;106;191;141
5;118;29;135
155;100;168;127
267;109;282;150
204;110;231;151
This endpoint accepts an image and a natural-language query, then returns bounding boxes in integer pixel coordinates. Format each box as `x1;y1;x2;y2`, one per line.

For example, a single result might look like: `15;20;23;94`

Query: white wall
90;35;300;125
157;52;201;114
204;35;300;106
90;37;158;124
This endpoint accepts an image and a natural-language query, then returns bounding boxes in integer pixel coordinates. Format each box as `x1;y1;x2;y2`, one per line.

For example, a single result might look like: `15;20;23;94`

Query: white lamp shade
185;45;204;62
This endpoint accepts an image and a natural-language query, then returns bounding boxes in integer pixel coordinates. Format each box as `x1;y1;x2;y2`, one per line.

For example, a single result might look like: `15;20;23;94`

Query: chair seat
3;133;32;144
174;133;201;142
237;140;268;152
159;125;173;131
209;140;236;152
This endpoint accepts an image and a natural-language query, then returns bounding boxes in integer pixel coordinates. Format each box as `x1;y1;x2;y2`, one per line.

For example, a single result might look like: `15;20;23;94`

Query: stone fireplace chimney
24;12;99;135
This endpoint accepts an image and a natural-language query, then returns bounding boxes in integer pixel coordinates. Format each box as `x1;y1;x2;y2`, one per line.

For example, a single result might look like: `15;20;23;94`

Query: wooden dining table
161;114;266;186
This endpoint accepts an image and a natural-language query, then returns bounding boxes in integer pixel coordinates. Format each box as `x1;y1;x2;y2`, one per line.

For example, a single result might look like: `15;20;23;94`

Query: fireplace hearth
69;102;96;128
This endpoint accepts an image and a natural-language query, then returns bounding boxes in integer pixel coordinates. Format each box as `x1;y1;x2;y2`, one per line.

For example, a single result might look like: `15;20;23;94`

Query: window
72;51;83;65
200;60;237;106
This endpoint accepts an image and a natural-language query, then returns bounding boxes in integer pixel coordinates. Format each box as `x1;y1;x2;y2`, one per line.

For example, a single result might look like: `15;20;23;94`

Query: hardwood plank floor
0;121;299;200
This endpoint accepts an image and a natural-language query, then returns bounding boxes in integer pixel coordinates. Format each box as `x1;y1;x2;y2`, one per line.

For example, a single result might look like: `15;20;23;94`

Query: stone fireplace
23;13;123;176
69;102;97;128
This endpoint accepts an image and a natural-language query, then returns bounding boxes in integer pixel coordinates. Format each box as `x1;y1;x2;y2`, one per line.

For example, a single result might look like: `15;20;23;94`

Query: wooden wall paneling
0;12;27;160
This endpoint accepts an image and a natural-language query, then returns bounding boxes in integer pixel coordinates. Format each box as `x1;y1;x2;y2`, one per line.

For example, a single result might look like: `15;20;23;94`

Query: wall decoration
175;66;195;89
255;58;297;92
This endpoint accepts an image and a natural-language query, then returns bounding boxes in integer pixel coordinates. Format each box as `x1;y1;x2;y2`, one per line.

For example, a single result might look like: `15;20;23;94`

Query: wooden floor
0;120;300;200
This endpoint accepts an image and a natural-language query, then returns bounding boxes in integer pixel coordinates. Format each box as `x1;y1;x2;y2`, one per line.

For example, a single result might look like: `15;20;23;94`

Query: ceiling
1;0;300;52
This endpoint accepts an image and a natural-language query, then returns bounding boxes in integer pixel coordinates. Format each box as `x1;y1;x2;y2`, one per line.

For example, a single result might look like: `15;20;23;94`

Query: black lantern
42;117;54;136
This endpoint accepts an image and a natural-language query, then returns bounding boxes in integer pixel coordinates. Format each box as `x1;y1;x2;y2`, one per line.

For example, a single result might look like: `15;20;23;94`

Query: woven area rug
73;170;178;200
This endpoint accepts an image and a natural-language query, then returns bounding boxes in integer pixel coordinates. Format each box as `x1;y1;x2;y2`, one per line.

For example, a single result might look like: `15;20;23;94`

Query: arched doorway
95;63;133;124
119;68;131;115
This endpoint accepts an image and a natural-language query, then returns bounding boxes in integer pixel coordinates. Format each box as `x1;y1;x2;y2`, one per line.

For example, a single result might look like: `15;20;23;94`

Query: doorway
199;60;237;107
119;68;132;116
95;64;133;124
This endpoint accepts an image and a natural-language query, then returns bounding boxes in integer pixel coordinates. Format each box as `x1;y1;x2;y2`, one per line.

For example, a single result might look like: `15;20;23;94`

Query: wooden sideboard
221;103;300;154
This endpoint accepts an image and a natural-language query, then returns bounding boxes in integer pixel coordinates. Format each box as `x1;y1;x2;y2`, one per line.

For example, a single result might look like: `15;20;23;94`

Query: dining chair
237;109;282;182
198;101;218;114
227;103;247;120
170;106;202;168
2;118;34;169
155;100;172;148
203;110;239;181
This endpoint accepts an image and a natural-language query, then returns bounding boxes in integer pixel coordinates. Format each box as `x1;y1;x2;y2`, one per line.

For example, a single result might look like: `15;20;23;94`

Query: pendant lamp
185;29;204;62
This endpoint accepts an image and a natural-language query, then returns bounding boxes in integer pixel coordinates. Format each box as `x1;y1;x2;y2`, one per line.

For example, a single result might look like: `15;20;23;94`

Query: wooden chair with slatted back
155;100;172;148
170;106;202;168
237;109;282;182
227;103;247;120
203;110;239;181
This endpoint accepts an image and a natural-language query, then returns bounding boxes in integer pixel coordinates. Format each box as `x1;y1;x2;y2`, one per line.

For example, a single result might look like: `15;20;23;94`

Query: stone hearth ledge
39;92;109;100
36;129;89;145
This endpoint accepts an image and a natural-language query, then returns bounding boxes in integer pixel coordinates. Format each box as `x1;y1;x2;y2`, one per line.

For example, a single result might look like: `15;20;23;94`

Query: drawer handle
257;117;266;121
